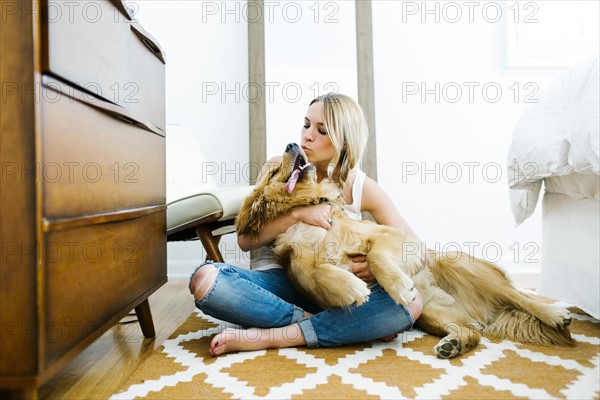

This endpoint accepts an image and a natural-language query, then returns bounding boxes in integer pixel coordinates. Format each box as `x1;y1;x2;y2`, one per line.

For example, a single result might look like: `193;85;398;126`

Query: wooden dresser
0;1;167;397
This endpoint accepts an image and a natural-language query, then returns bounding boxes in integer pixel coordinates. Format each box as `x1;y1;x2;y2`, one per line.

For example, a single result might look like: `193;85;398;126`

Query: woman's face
300;101;336;165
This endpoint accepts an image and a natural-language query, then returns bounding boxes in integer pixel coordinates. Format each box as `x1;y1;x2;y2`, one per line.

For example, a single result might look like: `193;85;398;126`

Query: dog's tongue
286;168;301;193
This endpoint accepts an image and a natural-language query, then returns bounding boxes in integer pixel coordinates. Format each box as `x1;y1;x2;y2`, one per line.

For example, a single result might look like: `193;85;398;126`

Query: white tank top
250;169;366;271
344;169;366;221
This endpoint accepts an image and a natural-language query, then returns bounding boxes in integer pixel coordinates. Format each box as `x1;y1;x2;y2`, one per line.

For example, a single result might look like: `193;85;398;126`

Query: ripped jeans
190;261;415;348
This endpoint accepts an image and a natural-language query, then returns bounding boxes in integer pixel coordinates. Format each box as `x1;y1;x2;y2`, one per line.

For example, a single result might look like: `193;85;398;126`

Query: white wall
136;1;598;278
136;1;249;186
264;1;358;156
371;1;597;273
136;1;250;277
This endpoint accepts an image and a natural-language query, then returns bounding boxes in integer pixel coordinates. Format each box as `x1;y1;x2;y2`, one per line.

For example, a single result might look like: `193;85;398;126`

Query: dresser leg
134;299;156;338
0;387;37;400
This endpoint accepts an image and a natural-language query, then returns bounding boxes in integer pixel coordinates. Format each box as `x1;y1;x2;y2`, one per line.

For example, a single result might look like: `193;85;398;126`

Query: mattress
544;174;600;200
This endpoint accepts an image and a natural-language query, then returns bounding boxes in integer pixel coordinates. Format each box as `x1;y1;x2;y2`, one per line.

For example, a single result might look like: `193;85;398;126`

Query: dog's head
236;143;341;241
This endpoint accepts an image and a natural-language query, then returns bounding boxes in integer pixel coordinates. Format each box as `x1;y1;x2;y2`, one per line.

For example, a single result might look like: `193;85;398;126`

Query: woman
190;93;425;356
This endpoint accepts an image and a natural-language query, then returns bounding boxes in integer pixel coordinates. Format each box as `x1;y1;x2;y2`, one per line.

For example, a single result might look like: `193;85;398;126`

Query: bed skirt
539;191;599;319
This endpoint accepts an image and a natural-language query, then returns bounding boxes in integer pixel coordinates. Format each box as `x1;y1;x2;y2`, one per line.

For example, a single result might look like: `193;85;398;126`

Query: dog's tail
483;309;574;346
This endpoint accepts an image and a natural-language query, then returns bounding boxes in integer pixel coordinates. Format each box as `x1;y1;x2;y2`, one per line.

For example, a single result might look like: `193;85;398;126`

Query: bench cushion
166;186;253;233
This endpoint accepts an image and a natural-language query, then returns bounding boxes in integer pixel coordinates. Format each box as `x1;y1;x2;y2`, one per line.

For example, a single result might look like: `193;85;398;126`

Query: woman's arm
237;156;333;252
361;177;422;244
237;212;298;252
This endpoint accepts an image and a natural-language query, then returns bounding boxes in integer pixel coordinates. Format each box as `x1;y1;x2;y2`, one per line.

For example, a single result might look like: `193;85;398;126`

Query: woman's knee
408;289;424;321
190;263;219;301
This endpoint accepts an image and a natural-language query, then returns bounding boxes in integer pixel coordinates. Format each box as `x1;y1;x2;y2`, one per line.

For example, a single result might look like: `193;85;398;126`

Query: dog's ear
235;165;281;242
319;182;343;204
236;193;267;243
236;189;258;235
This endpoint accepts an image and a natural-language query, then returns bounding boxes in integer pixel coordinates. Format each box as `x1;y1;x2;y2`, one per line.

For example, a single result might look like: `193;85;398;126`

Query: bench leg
196;225;225;262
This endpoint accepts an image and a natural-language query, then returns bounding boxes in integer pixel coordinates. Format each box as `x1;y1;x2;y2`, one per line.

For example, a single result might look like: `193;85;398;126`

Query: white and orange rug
112;301;599;399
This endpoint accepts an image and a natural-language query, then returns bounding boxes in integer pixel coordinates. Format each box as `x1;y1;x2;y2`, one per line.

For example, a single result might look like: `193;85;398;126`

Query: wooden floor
38;279;194;400
35;274;539;399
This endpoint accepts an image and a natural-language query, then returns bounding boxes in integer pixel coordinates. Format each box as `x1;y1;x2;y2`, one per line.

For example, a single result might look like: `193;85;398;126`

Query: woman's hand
291;203;333;230
350;254;377;284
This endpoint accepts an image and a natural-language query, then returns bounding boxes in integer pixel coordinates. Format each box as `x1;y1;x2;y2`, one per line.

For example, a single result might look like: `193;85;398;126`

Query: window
505;1;599;68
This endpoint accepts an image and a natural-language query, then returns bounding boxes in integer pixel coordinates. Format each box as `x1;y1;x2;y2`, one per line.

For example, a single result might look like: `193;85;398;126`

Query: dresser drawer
41;83;165;220
43;210;166;365
43;0;165;132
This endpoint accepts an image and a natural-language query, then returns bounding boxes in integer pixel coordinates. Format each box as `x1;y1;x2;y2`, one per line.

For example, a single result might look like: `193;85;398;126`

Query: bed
507;54;599;320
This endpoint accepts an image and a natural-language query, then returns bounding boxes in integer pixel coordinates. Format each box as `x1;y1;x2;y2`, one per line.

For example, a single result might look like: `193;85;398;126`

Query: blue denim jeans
190;261;415;348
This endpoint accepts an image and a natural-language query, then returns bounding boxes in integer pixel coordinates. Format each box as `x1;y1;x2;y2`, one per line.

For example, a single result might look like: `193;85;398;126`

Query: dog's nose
285;143;297;152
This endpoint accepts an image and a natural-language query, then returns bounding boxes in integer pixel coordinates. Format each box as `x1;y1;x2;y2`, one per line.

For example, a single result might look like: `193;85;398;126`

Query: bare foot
380;333;399;342
209;328;268;356
210;325;306;356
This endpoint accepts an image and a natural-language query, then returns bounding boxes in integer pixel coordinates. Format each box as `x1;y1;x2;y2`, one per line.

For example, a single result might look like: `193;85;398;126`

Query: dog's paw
327;279;371;308
434;337;462;359
554;309;572;328
349;284;371;306
545;307;572;329
387;275;417;306
466;321;487;332
388;284;416;306
343;272;371;306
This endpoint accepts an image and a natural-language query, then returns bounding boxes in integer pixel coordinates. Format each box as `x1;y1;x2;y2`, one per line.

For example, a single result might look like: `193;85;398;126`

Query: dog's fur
237;143;574;358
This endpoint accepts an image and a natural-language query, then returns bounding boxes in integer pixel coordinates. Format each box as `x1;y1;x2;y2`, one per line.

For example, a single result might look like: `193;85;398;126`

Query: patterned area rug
112;300;599;399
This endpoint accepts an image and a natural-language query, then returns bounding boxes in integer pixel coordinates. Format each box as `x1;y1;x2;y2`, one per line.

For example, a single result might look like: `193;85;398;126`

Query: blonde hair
310;93;369;187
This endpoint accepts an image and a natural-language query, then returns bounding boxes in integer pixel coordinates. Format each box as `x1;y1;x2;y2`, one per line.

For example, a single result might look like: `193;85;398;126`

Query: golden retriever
236;143;573;358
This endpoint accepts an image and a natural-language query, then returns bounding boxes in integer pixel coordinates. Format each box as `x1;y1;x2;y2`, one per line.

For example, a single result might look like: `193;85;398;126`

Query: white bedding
507;55;600;224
